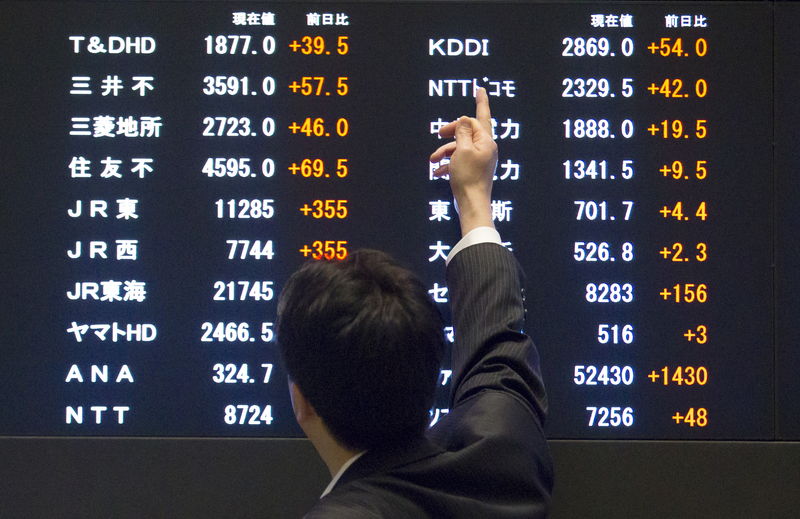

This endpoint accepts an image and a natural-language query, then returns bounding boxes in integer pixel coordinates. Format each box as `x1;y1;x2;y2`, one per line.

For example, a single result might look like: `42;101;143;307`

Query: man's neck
321;440;362;477
305;420;361;476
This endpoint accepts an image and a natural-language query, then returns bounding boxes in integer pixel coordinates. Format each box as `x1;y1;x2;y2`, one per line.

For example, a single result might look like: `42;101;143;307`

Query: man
277;88;553;518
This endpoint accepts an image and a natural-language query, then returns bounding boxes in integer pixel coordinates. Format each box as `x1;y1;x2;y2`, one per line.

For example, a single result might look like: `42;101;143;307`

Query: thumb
454;116;473;148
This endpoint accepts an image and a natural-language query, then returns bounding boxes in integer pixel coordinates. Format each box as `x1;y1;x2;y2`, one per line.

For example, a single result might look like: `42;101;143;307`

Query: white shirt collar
320;451;367;498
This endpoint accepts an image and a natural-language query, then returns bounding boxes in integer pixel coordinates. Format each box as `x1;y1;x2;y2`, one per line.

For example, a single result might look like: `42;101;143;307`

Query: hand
429;87;498;236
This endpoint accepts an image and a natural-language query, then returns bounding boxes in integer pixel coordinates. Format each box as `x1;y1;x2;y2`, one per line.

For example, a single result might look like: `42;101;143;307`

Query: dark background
0;0;780;440
1;1;798;517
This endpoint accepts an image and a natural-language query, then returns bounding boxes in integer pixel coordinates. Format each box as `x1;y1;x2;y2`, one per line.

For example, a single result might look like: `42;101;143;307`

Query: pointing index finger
475;87;492;133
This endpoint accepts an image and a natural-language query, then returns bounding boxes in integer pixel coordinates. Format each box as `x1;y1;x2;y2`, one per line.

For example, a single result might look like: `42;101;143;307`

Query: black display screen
0;1;794;440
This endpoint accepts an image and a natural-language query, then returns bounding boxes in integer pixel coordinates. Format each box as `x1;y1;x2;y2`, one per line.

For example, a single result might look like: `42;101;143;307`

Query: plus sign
684;329;696;341
660;288;672;300
647;42;659;54
647;83;659;95
659;205;671;218
299;245;312;257
288;162;300;175
648;370;659;383
288;122;301;133
288;40;301;52
660;164;671;176
299;204;312;216
672;412;684;424
659;246;671;259
647;124;659;135
288;81;301;93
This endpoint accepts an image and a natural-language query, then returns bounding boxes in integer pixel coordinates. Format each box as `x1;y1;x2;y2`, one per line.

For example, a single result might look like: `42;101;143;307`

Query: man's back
306;243;553;518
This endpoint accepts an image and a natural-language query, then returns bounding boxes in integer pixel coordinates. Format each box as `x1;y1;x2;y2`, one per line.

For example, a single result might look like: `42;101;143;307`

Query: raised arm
430;89;547;422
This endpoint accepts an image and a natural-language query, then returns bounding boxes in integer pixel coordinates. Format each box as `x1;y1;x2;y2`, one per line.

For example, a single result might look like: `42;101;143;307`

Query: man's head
277;250;444;452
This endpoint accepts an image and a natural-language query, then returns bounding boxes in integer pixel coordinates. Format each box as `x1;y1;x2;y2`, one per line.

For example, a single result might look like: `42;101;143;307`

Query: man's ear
289;381;317;425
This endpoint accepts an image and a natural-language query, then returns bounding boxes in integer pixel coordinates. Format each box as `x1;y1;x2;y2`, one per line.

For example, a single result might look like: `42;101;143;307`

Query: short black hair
277;249;444;451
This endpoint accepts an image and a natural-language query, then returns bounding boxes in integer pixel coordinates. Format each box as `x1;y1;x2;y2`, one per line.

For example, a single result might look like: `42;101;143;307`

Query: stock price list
0;2;785;440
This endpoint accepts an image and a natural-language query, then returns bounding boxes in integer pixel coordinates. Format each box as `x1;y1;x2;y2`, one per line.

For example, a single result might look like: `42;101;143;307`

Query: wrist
455;196;493;236
460;217;494;237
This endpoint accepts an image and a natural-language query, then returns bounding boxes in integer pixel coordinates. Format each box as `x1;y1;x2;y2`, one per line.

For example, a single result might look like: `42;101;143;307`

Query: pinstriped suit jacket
305;243;553;518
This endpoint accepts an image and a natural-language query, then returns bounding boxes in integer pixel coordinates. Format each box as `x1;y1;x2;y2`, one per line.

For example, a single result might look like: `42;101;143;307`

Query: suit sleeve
445;242;547;424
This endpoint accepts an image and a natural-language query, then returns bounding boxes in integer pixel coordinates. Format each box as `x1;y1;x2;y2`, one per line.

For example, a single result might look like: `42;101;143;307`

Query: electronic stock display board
0;1;797;442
